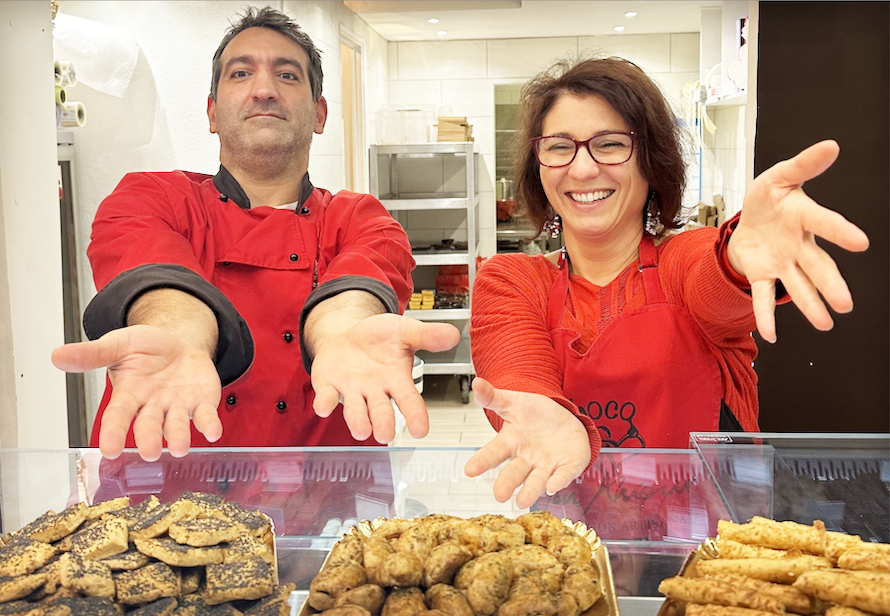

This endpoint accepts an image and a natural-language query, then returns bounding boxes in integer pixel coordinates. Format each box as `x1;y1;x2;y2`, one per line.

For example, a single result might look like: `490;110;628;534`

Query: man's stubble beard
216;109;314;179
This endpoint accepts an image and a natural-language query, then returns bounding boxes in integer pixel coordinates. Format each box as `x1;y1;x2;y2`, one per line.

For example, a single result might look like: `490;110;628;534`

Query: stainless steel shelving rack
369;142;479;402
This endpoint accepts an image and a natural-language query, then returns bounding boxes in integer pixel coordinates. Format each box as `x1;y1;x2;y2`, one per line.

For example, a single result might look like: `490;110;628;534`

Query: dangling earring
543;213;562;238
644;191;663;236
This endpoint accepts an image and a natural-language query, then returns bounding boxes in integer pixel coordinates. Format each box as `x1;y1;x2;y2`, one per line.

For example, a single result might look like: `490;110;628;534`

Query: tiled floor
391;375;496;448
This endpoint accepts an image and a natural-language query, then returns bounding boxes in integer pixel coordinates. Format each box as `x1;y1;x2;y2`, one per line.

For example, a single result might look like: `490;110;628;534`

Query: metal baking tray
655;538;719;616
296;516;619;616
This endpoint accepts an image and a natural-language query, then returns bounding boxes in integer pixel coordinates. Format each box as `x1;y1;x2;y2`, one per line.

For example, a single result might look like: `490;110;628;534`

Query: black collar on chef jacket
212;165;314;212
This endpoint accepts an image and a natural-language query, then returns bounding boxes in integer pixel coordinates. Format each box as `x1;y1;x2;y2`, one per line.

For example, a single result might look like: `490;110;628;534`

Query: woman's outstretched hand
728;140;869;343
465;377;591;509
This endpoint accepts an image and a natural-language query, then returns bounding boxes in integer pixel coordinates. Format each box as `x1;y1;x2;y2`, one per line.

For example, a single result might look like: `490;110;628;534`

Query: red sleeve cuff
716;212;751;290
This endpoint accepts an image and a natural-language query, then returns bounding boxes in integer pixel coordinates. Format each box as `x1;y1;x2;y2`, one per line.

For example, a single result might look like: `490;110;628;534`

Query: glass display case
1;434;886;614
690;432;889;543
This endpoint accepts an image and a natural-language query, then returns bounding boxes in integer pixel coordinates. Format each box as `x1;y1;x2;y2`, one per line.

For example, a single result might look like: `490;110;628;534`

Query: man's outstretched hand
51;324;222;461
311;313;460;444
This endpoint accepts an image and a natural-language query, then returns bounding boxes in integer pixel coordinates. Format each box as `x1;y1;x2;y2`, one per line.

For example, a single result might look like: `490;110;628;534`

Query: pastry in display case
658;516;890;616
689;434;890;544
302;511;617;616
0;436;885;613
0;490;293;614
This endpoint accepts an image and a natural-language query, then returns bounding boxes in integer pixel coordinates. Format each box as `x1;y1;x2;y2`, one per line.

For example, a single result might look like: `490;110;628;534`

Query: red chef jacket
84;168;414;448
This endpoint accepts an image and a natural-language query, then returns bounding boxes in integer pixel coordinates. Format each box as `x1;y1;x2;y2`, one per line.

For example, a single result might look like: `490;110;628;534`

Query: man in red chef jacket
51;6;459;461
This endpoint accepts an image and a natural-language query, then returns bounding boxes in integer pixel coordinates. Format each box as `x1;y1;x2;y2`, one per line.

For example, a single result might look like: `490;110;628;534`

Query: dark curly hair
514;56;688;237
210;6;323;102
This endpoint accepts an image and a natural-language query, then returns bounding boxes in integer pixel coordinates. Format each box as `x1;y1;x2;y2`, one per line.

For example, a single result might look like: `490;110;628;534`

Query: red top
471;221;764;459
87;170;414;447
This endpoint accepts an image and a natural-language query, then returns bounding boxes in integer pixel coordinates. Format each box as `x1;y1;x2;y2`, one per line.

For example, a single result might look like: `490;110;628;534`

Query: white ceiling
344;1;724;42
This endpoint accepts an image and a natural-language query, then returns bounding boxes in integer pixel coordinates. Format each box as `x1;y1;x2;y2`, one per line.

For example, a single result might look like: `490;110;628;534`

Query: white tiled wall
385;33;701;257
580;34;674;73
397;40;489;80
281;0;392;194
697;102;747;221
487;38;581;79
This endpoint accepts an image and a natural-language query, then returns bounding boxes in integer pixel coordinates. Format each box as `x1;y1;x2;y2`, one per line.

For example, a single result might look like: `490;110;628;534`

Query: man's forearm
302;290;385;360
127;288;219;358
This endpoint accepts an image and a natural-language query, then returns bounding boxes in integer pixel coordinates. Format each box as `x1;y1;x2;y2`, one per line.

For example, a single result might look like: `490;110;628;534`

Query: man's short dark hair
210;6;324;102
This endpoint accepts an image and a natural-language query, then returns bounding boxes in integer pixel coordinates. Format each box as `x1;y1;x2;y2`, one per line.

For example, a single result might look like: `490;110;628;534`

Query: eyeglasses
531;132;635;168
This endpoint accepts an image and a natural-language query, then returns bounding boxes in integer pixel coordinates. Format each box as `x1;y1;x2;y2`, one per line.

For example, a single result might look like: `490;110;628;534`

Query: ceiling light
427;17;439;24
624;11;638;18
437;30;448;36
613;25;626;32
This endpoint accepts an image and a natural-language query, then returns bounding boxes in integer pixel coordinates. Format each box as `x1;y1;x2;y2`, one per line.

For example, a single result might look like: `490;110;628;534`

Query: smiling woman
466;55;870;509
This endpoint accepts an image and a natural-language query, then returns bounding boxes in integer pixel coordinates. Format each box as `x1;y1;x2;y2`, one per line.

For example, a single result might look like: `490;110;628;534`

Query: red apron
546;236;722;448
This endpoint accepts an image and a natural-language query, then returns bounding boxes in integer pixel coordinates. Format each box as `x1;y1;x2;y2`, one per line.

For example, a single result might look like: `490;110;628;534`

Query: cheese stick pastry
717;538;790;559
837;548;890;573
658;576;784;613
793;570;890;615
826;532;866;562
696;556;830;583
846;570;890;584
826;606;881;616
717;539;833;569
704;573;816;614
686;605;784;616
718;519;826;555
857;544;890;555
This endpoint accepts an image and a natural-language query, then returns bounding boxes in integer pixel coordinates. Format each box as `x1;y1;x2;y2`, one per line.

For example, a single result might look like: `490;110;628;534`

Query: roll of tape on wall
59;101;86;128
58;61;77;87
54;60;63;86
55;86;67;107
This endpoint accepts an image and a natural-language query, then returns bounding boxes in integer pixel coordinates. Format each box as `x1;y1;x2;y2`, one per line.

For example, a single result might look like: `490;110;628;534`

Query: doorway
340;29;365;192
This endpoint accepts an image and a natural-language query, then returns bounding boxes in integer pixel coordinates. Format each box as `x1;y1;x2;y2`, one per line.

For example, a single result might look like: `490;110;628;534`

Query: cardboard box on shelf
435;116;473;142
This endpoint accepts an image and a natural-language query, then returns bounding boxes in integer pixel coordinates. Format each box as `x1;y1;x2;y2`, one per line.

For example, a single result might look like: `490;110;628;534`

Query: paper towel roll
55;85;67;107
59;101;86;128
